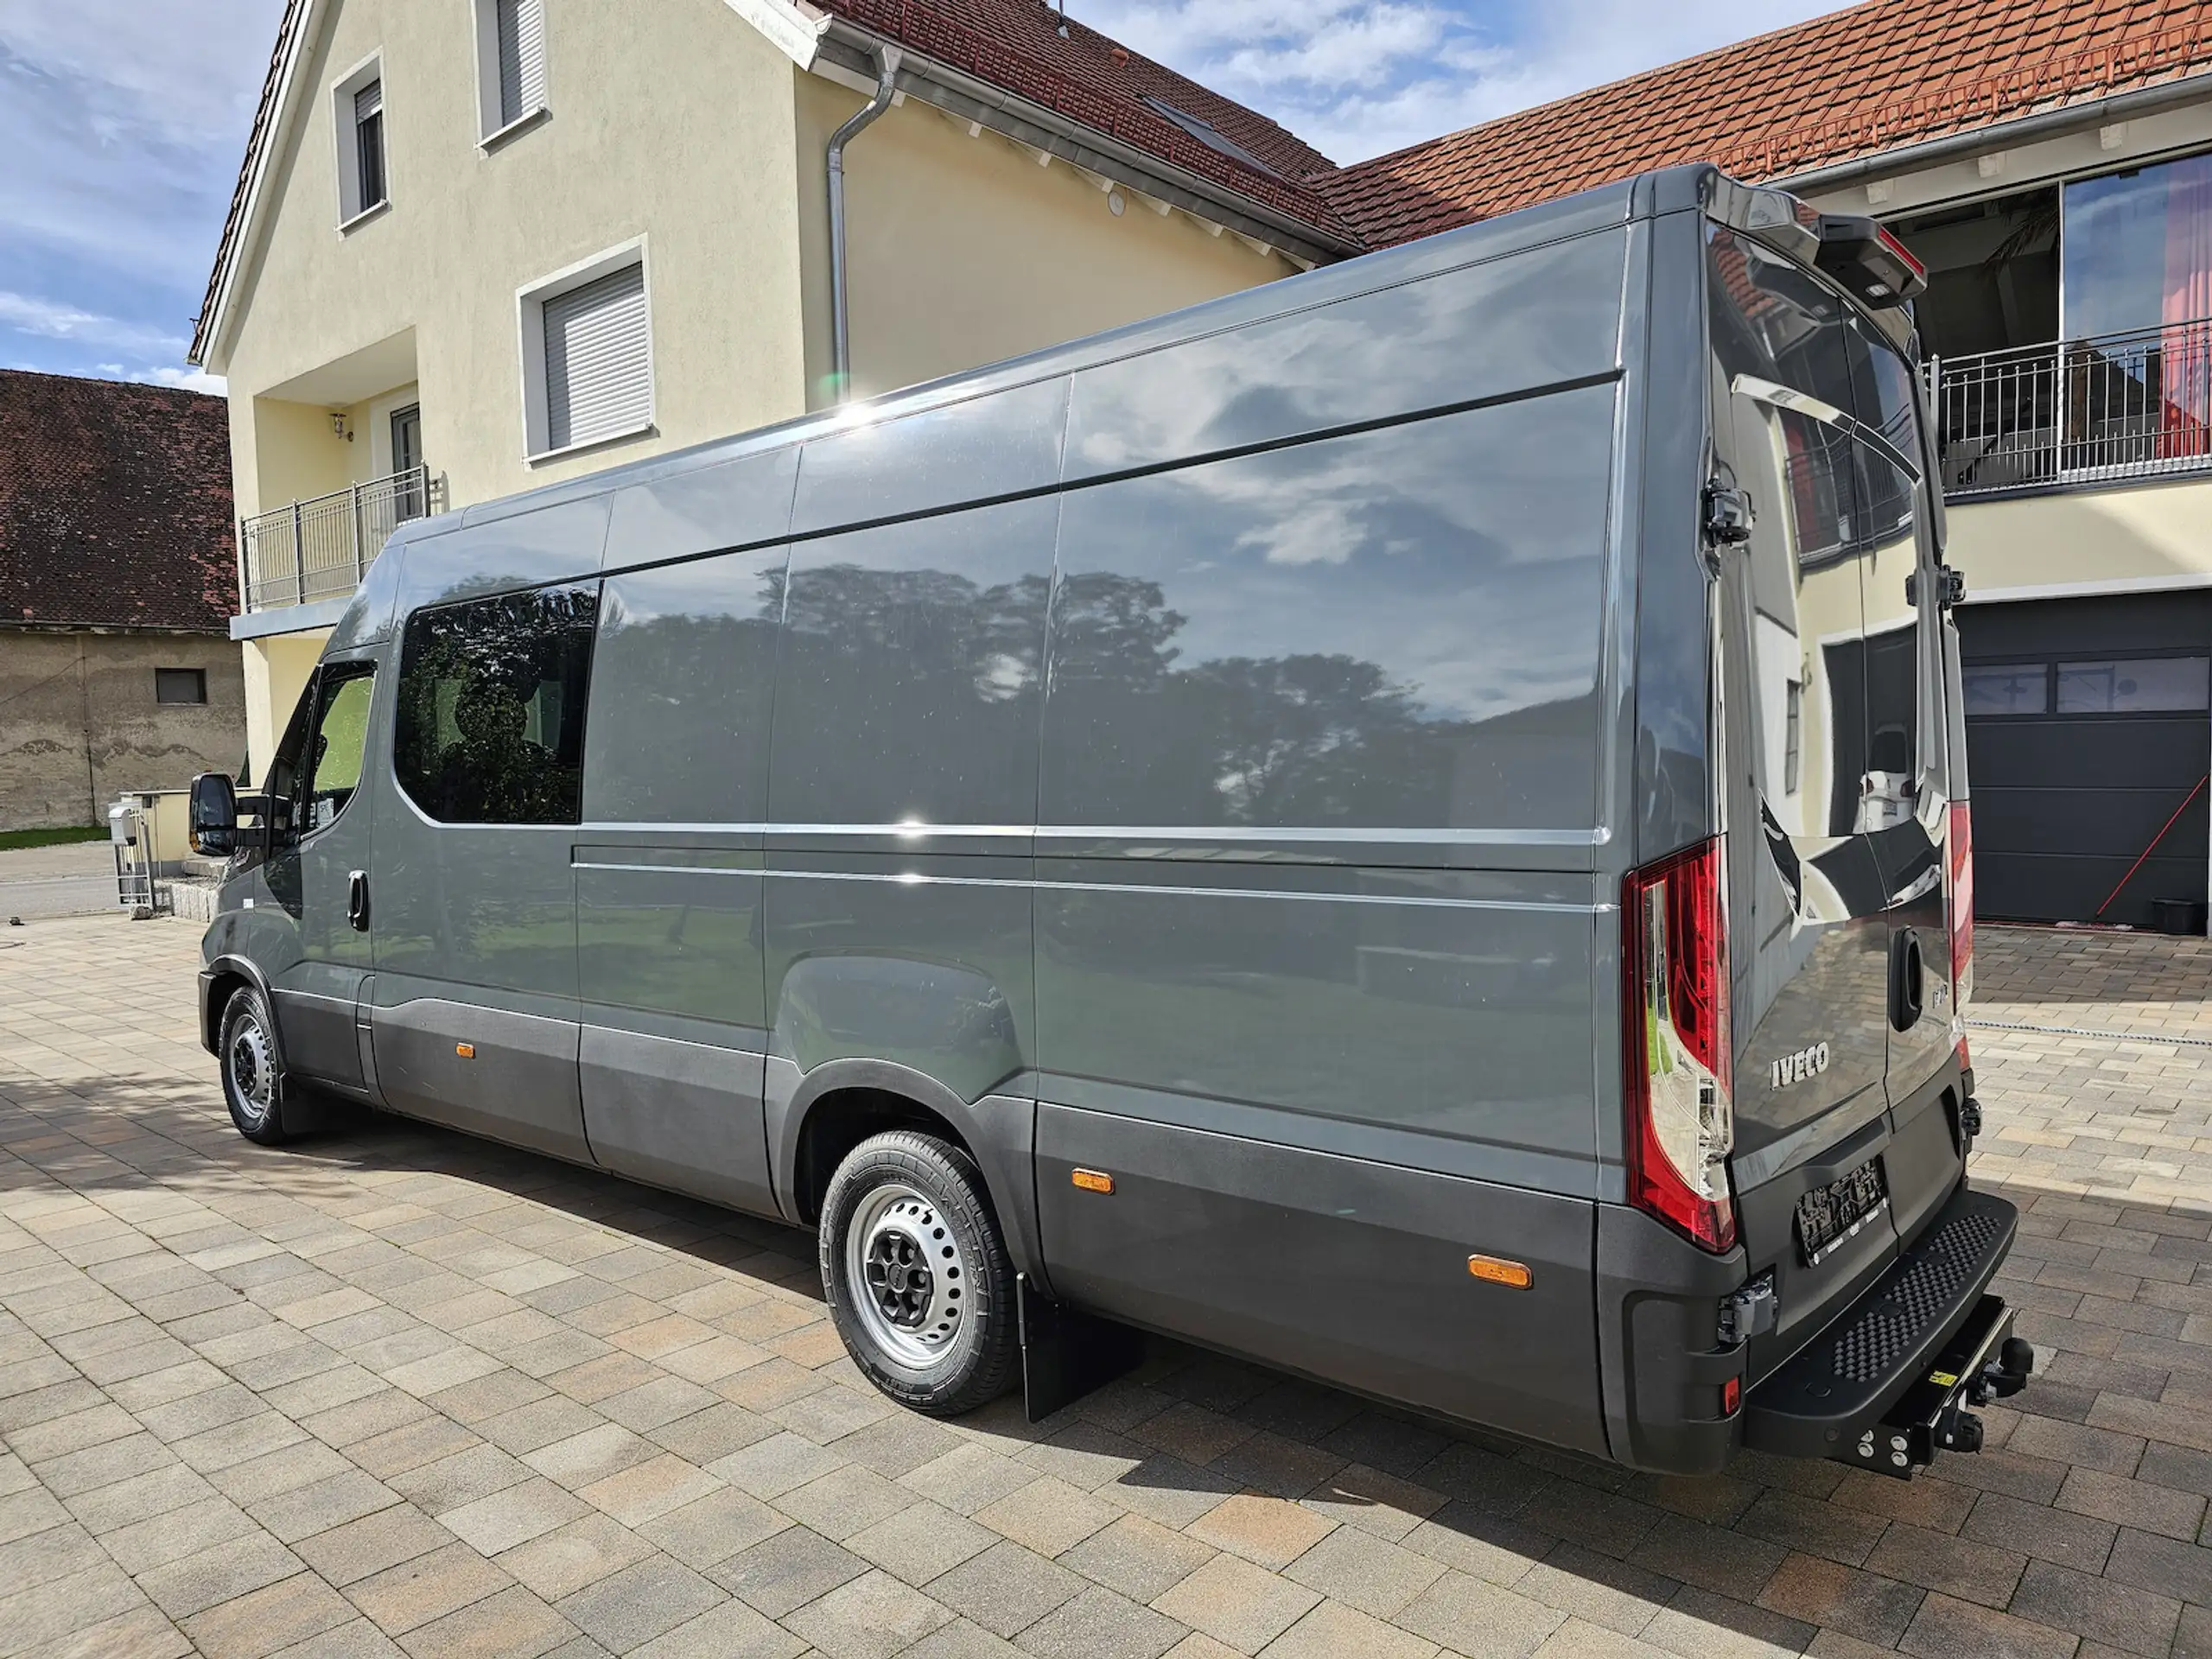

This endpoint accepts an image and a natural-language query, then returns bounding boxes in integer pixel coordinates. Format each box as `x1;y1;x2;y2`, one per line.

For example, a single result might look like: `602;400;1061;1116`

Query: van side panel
1033;233;1625;1452
573;548;790;1216
761;495;1058;1239
1063;227;1627;481
1037;1103;1608;1457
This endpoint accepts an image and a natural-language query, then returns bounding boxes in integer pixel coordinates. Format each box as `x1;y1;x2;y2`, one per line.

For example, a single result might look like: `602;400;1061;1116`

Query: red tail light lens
1623;838;1737;1254
1948;801;1974;1014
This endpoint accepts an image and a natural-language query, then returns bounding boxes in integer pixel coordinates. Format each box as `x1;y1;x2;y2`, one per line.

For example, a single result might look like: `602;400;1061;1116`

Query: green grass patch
0;825;109;852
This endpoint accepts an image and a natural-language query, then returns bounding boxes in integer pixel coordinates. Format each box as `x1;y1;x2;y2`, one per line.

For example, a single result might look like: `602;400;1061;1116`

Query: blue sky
0;0;1835;395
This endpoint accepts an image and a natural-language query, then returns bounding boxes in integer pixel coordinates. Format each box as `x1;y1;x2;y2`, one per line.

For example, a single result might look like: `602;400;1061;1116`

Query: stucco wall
1945;478;2212;606
793;73;1299;404
212;0;810;519
0;633;247;831
240;630;331;788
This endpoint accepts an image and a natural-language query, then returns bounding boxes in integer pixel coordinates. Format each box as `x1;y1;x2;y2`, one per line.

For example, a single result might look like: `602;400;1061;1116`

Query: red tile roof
813;0;1343;228
1322;0;2212;250
0;372;237;633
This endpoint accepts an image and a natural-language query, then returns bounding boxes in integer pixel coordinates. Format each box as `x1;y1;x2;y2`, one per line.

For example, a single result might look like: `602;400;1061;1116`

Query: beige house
189;0;1355;771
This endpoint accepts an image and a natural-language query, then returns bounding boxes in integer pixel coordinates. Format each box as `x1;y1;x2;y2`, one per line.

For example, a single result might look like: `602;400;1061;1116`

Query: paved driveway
2;915;2210;1658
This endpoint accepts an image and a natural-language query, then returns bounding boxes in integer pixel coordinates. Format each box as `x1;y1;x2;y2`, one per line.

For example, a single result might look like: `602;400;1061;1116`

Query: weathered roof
1321;0;2212;249
0;372;237;633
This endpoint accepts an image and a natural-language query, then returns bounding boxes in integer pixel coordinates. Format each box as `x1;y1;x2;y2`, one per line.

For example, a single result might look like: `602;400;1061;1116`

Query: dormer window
1142;96;1281;179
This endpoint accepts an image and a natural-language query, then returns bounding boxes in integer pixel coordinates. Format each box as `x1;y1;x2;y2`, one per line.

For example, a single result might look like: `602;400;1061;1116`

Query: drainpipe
827;43;902;401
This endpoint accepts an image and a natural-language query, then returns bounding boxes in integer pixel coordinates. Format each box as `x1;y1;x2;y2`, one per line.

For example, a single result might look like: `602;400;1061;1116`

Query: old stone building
0;371;245;831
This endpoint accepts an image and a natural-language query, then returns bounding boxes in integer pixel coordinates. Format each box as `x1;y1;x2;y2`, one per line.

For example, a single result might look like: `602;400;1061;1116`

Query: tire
219;985;288;1146
819;1130;1018;1414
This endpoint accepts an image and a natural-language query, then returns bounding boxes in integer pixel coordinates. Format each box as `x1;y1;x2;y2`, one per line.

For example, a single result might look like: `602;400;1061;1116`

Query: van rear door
1706;225;1912;1374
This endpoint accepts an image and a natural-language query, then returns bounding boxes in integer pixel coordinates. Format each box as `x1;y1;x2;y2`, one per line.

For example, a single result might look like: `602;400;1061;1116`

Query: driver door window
303;671;376;835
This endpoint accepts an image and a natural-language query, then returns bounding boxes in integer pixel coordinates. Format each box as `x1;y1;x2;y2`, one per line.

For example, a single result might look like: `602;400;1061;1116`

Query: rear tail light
1623;838;1737;1253
1948;801;1974;1014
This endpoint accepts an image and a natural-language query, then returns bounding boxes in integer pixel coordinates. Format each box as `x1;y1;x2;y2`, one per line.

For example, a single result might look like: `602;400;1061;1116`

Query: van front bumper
1742;1182;2021;1465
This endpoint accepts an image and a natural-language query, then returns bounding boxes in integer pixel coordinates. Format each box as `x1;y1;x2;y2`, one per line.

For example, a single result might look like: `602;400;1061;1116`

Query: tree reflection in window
395;583;598;825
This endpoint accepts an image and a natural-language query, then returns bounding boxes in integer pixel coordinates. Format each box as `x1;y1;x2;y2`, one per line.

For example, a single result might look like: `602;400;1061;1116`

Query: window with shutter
354;79;385;212
543;264;652;452
496;0;546;126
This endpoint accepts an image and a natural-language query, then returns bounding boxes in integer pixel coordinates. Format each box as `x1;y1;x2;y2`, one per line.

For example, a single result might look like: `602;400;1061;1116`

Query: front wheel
820;1131;1018;1414
219;985;287;1146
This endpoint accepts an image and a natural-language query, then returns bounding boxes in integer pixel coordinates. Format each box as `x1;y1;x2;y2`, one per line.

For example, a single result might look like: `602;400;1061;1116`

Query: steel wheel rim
227;1014;275;1124
844;1181;966;1370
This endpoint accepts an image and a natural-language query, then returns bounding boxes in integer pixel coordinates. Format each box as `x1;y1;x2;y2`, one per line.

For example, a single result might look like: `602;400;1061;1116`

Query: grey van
193;164;2032;1478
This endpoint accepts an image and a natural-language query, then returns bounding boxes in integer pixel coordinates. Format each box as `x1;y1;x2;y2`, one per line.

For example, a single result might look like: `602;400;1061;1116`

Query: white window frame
331;51;390;230
472;0;550;149
517;236;655;464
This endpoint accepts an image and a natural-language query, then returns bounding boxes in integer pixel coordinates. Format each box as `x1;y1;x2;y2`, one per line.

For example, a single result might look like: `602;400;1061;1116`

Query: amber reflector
1071;1168;1115;1194
1466;1254;1532;1289
455;1043;476;1059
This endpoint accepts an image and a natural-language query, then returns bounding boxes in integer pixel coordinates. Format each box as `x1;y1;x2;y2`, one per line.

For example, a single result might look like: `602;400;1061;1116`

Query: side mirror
188;772;238;857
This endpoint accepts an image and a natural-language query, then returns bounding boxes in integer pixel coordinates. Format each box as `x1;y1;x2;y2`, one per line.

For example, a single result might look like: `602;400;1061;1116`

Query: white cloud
1077;0;1841;165
133;365;226;395
0;289;184;354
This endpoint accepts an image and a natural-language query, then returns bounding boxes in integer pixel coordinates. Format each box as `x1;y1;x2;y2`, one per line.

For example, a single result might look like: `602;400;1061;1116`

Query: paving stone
181;1570;358;1659
928;1539;1085;1637
628;1593;804;1659
1754;1552;1924;1648
781;1567;953;1659
346;1539;513;1635
636;1484;787;1571
1013;1583;1188;1659
2054;1465;2207;1541
1394;1567;1567;1658
2008;1559;2180;1657
1897;1591;2078;1659
714;1524;870;1618
1282;1525;1446;1619
1263;1599;1442;1659
846;1497;996;1586
499;1512;659;1603
976;1475;1120;1557
294;1504;454;1587
1151;1551;1322;1653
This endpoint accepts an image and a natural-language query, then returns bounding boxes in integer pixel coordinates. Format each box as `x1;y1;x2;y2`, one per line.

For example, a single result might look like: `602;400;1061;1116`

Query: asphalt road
0;839;121;921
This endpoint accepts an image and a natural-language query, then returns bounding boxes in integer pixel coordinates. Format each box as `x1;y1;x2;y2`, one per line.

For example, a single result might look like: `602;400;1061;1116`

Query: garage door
1959;591;2209;927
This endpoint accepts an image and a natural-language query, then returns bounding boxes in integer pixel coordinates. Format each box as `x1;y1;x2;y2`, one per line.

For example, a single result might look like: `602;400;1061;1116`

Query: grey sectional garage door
1958;591;2209;928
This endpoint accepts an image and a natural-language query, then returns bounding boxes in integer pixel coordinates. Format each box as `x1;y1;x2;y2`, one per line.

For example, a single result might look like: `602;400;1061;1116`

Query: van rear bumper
1742;1182;2018;1460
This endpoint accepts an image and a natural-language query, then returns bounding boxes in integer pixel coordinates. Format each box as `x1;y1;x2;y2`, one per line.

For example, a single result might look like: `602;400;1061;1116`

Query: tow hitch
1840;1294;2034;1478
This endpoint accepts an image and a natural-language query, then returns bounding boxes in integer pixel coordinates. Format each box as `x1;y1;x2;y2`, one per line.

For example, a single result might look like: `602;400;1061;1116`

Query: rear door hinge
1719;1275;1778;1346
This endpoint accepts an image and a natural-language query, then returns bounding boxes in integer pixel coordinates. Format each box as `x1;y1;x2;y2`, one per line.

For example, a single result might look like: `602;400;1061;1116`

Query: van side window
394;584;599;824
302;669;375;833
1042;389;1614;833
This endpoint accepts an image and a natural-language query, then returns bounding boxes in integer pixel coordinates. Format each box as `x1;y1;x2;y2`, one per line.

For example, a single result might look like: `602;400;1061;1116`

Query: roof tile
0;372;236;634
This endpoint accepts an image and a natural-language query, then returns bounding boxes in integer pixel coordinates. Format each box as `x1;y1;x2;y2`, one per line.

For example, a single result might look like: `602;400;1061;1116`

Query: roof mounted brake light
1812;214;1928;308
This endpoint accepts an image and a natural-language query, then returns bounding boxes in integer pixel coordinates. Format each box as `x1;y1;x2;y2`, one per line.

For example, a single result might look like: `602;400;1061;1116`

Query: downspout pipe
828;44;902;401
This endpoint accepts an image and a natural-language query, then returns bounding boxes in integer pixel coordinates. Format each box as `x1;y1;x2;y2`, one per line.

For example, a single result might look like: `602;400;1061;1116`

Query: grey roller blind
543;263;650;452
354;79;382;122
496;0;546;125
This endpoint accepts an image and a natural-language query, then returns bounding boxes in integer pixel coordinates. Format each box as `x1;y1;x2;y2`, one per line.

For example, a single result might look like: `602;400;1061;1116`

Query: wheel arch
203;955;285;1070
770;1057;1046;1289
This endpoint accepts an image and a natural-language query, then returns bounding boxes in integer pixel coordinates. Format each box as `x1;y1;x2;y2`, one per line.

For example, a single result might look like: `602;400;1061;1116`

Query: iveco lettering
189;166;2033;1478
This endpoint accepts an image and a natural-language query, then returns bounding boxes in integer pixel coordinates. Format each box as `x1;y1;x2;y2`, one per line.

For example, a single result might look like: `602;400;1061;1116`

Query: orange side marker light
1466;1254;1532;1289
1071;1168;1115;1195
455;1043;476;1059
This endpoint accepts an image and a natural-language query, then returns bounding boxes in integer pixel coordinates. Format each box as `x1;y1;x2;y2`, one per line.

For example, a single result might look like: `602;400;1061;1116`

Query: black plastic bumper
1743;1183;2018;1459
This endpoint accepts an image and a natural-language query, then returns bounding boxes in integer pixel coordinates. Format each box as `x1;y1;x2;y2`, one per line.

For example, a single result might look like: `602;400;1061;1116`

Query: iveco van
194;164;2032;1478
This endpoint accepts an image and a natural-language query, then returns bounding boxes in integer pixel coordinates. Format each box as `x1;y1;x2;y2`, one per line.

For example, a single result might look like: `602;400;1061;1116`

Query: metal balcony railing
237;465;439;613
1925;318;2212;499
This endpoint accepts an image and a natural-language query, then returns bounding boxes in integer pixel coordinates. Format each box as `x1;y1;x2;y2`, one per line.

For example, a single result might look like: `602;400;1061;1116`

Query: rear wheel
820;1130;1017;1414
219;985;287;1146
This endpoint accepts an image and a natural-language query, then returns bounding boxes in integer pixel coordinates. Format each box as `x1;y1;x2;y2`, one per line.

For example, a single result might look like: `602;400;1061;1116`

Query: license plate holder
1796;1156;1889;1266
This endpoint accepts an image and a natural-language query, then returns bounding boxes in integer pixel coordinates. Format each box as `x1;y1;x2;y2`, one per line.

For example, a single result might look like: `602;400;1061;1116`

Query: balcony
1927;318;2212;500
237;465;440;613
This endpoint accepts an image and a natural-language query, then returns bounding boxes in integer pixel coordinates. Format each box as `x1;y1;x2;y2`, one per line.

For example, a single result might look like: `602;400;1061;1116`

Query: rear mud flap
1018;1273;1143;1422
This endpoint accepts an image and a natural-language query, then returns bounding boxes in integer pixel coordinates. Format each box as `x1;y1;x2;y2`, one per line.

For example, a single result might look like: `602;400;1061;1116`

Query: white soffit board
720;0;828;69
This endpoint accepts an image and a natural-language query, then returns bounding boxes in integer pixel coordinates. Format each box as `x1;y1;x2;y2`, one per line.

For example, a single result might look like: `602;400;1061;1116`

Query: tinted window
584;548;788;823
767;498;1055;826
155;667;207;704
2056;656;2210;714
1963;664;2049;716
303;670;374;833
395;584;599;824
1042;388;1615;832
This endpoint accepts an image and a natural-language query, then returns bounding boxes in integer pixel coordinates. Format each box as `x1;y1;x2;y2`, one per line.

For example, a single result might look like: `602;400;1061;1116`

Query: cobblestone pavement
3;915;2212;1658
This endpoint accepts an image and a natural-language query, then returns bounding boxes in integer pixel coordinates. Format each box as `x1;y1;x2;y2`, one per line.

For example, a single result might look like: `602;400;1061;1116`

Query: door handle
1889;930;1924;1032
347;870;370;932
